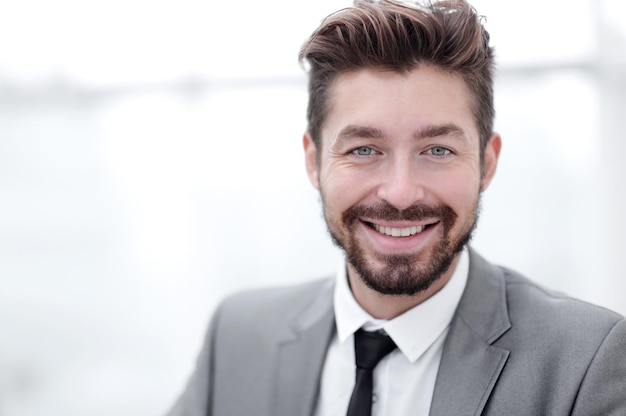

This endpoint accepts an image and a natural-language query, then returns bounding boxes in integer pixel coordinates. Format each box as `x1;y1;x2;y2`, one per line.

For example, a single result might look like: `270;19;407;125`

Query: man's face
304;66;500;296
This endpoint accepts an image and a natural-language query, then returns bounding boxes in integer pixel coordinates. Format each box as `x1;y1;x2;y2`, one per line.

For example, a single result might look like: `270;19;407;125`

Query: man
167;1;626;415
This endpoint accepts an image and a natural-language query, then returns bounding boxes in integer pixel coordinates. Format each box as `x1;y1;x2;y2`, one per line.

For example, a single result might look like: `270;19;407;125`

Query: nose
375;155;426;210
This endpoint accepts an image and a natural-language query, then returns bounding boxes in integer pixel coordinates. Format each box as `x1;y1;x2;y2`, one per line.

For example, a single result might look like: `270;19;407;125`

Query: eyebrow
336;125;386;141
414;123;466;140
335;123;466;143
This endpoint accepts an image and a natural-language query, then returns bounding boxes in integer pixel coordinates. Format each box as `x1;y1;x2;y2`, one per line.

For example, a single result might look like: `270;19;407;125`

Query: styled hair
299;0;495;159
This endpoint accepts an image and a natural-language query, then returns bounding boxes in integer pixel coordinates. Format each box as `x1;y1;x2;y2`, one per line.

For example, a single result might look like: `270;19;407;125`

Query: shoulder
483;261;626;412
500;265;623;333
468;249;623;333
486;262;625;376
464;249;624;357
215;277;335;328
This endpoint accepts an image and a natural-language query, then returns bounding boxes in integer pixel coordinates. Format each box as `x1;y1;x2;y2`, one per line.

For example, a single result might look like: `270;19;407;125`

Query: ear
480;133;501;191
303;132;320;189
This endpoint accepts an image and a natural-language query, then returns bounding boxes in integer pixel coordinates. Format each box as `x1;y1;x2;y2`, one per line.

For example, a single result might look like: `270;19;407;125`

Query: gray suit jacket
168;250;626;415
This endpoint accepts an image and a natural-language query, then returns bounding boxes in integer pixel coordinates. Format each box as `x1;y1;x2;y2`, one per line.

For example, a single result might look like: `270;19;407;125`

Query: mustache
342;201;457;225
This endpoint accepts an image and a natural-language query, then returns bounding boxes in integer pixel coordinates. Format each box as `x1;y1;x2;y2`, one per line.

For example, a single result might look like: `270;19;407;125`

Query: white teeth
373;224;425;237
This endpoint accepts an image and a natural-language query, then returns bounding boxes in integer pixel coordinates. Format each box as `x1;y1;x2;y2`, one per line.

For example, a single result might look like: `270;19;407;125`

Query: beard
323;198;480;296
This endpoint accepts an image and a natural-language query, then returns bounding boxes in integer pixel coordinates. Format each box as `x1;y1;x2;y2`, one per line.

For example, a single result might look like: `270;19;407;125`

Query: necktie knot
354;329;397;370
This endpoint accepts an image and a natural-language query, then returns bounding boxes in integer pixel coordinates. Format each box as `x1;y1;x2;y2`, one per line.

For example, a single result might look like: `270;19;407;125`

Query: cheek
321;178;353;216
320;167;370;209
433;171;481;211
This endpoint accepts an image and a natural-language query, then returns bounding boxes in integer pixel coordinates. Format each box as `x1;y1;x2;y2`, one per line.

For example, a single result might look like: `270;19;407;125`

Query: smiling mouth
369;223;435;238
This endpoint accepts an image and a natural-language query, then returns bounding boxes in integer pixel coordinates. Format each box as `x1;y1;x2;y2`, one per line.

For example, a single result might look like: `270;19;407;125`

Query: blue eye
427;146;451;156
352;146;375;156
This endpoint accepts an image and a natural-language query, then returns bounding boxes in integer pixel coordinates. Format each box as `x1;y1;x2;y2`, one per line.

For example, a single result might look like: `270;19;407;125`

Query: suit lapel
273;279;336;416
430;250;511;416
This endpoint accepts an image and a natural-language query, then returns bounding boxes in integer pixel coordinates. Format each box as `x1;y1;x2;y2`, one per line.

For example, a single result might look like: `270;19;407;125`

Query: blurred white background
0;1;624;415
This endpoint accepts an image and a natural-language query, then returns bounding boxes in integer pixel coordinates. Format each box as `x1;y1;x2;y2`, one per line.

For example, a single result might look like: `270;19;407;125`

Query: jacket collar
429;248;512;415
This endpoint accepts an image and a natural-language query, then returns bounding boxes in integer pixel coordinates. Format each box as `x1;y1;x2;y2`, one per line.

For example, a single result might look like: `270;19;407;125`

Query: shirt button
372;393;378;403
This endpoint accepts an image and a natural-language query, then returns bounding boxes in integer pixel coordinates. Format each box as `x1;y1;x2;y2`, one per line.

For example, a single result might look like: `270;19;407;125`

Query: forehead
322;66;478;143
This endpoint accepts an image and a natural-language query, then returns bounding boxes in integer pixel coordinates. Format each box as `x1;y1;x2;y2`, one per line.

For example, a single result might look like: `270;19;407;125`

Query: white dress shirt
315;248;469;416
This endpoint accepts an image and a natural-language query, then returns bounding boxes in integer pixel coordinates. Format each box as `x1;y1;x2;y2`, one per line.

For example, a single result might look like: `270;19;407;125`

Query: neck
347;254;460;320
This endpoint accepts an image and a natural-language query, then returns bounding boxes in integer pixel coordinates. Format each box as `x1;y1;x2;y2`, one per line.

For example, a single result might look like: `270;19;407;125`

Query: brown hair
299;0;495;160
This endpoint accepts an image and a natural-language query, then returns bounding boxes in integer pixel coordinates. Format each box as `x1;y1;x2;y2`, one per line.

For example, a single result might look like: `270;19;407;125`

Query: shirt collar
333;248;469;363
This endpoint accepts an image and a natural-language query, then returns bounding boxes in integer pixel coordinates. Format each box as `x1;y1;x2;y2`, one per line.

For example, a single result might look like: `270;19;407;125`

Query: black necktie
346;329;397;416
